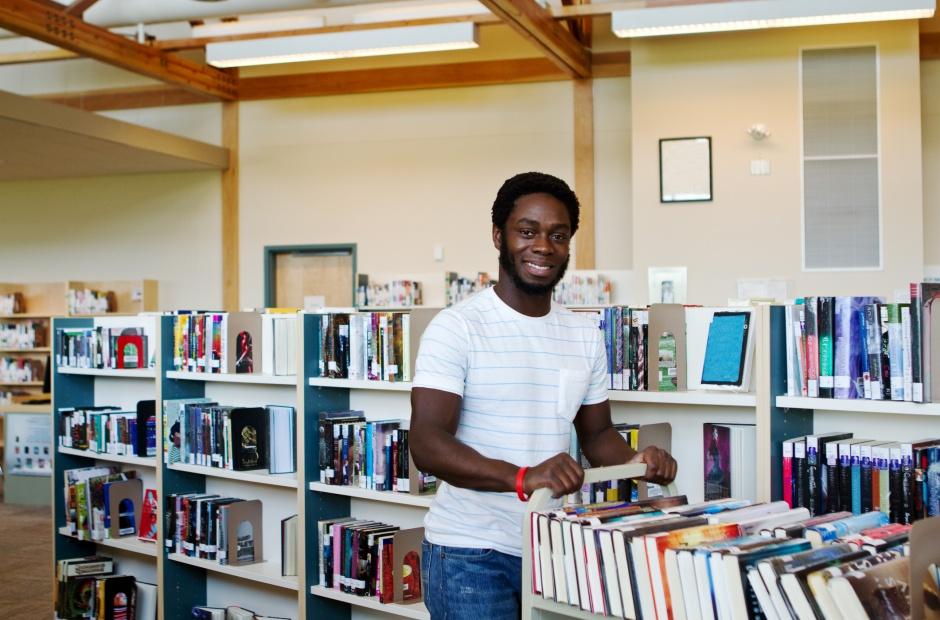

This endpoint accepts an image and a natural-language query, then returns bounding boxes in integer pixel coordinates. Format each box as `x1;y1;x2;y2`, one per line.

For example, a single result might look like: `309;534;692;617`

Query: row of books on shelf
579;304;755;393
164;494;265;568
56;556;155;620
0;319;45;349
782;432;940;523
69;288;117;315
315;310;424;383
445;271;494;307
56;325;153;370
0;355;44;383
191;606;288;620
163;399;296;475
317;410;436;494
62;466;158;542
171;311;296;376
356;275;423;308
553;273;613;306
783;285;940;403
317;519;423;605
531;492;933;620
0;291;24;315
59;402;157;458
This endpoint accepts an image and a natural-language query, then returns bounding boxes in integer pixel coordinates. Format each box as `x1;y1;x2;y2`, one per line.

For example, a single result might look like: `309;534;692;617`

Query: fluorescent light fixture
206;22;478;67
612;0;935;38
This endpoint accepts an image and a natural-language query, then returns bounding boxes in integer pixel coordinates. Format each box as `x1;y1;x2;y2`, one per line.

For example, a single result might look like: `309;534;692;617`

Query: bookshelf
51;315;161;604
156;315;303;620
302;311;435;620
765;303;940;502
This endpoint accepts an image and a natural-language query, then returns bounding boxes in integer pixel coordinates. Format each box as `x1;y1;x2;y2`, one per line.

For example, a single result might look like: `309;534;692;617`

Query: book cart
52;315;161;615
157;316;302;620
302;309;438;620
522;463;679;620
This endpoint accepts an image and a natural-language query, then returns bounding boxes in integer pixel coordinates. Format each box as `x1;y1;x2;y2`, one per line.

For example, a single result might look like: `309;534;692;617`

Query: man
410;171;678;619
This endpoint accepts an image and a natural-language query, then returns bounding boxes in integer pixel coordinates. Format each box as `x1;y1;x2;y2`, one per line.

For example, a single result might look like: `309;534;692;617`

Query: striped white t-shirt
412;287;608;556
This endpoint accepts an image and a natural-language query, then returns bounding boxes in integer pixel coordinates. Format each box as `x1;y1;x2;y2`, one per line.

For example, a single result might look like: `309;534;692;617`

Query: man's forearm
411;427;519;493
581;425;637;467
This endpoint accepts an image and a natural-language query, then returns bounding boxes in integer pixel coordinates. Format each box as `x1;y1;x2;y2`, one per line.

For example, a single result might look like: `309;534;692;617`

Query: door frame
263;243;357;308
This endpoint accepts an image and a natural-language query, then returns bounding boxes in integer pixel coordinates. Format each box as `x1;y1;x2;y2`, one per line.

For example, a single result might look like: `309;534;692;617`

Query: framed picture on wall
659;137;713;203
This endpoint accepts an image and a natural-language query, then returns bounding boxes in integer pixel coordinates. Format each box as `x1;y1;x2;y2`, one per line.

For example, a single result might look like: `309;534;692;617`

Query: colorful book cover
886;304;905;401
834;296;883;399
704;424;731;501
864;304;884;400
804;297;820;397
647;523;743;619
840;556;911;619
782;439;794;508
139;488;158;542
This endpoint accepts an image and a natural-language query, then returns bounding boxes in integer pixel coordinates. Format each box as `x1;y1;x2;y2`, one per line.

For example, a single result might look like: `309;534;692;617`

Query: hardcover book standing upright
817;297;836;398
230;407;267;471
648;305;687;392
703;424;731;501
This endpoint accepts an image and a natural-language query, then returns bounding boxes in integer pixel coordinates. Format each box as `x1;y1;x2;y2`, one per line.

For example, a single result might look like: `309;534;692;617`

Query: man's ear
492;224;502;251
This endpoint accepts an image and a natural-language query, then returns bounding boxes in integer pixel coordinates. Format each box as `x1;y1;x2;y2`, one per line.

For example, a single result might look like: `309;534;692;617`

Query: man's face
494;192;572;296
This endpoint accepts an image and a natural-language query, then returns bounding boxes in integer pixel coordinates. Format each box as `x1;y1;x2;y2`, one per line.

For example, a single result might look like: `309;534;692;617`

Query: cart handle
526;463;680;514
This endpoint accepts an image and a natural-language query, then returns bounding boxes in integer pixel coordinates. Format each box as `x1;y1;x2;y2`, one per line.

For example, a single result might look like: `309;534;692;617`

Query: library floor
0;499;53;619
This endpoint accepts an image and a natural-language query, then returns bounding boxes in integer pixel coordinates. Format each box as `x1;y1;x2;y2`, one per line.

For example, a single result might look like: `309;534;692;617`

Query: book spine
861;446;874;513
887;305;904;401
859;303;872;399
929;447;940;517
818;297;835;398
889;448;902;524
794;440;807;510
839;447;853;513
911;283;924;402
902;305;914;402
806;437;819;516
825;442;840;513
805;298;820;398
902;443;914;524
834;297;853;399
880;305;893;400
782;441;793;508
852;448;862;515
865;304;883;400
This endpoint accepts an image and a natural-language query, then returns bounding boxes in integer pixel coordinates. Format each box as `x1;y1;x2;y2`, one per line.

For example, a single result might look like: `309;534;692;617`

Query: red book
138;489;158;542
783;440;794;508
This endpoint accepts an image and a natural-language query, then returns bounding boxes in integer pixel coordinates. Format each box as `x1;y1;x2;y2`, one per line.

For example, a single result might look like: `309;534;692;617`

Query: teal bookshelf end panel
52;317;97;560
158;316;208;617
302;314;352;620
769;305;813;501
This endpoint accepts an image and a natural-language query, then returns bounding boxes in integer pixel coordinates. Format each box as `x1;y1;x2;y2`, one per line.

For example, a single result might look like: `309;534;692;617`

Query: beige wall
237;80;583;309
632;21;924;305
0;171;222;310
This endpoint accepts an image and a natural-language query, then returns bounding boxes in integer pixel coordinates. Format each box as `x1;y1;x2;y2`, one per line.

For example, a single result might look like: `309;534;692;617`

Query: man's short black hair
491;172;580;235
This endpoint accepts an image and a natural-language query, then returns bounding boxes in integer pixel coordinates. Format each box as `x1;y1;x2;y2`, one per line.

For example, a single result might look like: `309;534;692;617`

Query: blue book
365;422;374;489
851;442;863;515
833;297;883;399
805;511;888;545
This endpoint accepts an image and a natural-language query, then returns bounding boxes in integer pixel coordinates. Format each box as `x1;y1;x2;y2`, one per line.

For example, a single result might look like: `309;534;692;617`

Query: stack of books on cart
531;494;940;619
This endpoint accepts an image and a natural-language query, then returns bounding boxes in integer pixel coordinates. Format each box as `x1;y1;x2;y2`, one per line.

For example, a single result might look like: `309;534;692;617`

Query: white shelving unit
167;553;299;591
308;377;412;391
168;462;298;488
58;526;158;558
58;446;157;468
777;395;940;416
609;389;756;407
166;370;296;386
308;482;434;508
57;367;156;379
310;585;430;620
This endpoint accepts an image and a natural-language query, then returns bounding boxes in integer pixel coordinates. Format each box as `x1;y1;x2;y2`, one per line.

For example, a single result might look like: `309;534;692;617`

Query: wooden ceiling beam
479;0;591;78
0;0;237;100
64;0;100;17
0;49;77;64
39;52;629;111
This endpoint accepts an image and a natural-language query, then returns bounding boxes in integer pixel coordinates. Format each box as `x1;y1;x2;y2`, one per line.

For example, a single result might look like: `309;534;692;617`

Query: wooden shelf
167;553;299;591
776;395;940;416
309;482;434;508
0;381;44;386
608;390;757;407
58;446;157;467
529;596;606;620
57;367;155;378
0;404;51;414
166;370;296;386
0;347;51;353
58;526;158;557
310;586;429;619
0;313;52;320
168;462;298;488
308;377;412;392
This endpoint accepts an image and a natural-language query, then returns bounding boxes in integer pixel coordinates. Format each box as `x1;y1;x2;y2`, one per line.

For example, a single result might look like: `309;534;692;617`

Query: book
267;405;295;474
700;311;753;390
136;581;157;620
703;423;757;502
828;555;911;619
229;407;268;471
281;514;298;577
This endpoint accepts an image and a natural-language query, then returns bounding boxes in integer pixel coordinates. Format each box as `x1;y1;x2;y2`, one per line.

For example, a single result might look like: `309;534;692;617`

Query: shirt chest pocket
557;368;591;422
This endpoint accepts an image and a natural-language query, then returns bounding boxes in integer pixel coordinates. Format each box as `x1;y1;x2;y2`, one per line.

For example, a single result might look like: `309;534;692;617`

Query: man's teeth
525;262;551;272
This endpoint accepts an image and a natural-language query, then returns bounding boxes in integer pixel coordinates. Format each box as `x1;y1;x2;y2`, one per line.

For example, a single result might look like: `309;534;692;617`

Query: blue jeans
421;540;521;620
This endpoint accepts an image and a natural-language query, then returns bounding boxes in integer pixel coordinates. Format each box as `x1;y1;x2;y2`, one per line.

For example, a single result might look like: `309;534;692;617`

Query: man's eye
551;234;569;242
520;229;535;237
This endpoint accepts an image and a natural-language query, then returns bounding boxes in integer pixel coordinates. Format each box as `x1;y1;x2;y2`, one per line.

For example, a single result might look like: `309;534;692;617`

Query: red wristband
516;466;529;502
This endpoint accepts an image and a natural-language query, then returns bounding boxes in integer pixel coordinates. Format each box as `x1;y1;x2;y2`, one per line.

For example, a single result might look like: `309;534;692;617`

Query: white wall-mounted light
206;22;479;68
612;0;935;38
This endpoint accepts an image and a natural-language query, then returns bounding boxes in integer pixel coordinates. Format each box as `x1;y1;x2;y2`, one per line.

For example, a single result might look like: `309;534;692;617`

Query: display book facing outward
524;463;940;620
